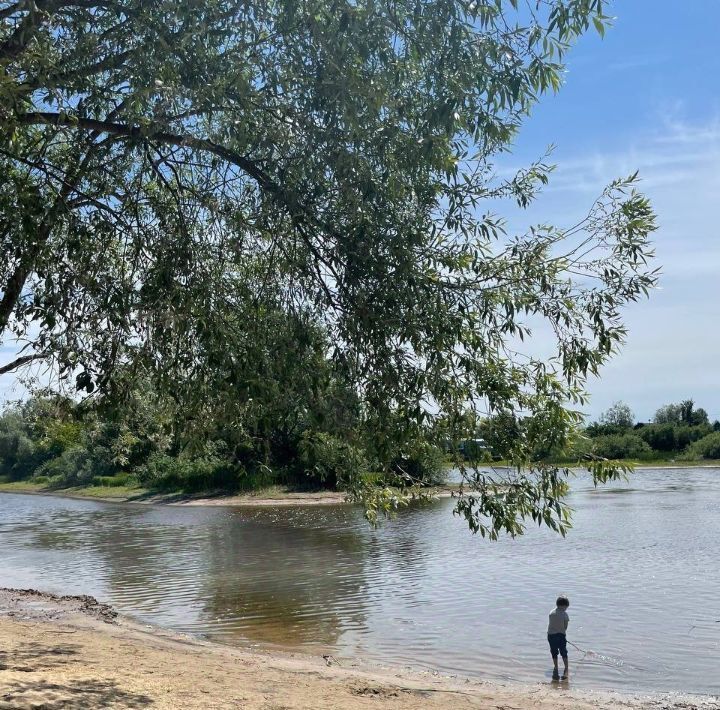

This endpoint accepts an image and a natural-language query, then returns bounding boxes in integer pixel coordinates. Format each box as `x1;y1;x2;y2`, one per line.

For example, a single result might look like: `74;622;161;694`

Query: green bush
637;424;676;452
296;431;367;488
135;454;185;489
35;443;118;487
234;466;276;492
391;440;447;486
38;420;84;457
36;446;96;487
455;438;491;462
0;430;37;480
683;432;720;460
585;422;630;437
136;453;237;492
675;424;712;450
92;473;136;488
588;433;652;460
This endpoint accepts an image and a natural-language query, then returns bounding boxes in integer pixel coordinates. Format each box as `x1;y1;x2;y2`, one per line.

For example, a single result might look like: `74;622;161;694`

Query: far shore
0;480;355;506
0;461;718;508
0;587;714;710
0;480;467;507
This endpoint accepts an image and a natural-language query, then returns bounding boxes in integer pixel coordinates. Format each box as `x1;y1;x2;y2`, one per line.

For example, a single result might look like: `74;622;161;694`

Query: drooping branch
0;134;109;332
0;3;24;21
18;48;135;92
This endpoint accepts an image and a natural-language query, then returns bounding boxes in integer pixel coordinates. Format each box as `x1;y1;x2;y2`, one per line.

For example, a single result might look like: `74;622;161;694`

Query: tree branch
18;48;134;91
15;111;282;195
0;134;108;332
0;2;24;21
14;110;341;243
0;351;46;376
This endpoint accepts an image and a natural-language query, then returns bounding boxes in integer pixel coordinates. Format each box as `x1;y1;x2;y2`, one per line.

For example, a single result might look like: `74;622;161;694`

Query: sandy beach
0;588;715;710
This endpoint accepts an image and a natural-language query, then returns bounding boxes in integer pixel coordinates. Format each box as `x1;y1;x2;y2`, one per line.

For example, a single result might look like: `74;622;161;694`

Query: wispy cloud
540;116;720;196
529;115;720;419
604;55;667;73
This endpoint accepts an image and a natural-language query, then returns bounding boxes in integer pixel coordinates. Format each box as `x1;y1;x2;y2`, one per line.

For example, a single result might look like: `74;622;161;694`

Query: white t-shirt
548;607;569;635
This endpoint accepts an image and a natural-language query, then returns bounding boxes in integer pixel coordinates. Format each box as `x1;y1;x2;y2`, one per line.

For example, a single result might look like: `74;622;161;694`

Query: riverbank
0;480;464;507
0;480;351;506
1;462;719;508
0;588;714;710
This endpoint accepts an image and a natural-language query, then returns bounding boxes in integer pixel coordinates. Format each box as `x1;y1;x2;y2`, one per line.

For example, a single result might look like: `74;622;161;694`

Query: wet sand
0;588;715;709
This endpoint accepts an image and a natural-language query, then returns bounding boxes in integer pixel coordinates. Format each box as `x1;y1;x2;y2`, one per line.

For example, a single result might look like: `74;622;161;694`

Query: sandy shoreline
0;484;463;508
0;588;715;709
0;484;354;507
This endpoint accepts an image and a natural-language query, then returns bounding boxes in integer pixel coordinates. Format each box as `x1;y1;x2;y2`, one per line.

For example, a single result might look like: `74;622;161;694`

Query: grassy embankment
0;477;150;500
547;458;720;468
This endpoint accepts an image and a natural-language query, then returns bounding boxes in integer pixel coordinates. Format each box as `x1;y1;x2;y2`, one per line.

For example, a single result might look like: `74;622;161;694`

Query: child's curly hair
556;596;570;608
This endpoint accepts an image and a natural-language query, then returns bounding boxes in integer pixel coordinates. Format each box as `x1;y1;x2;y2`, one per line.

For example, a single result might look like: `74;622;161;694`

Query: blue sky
1;0;719;423
504;0;720;422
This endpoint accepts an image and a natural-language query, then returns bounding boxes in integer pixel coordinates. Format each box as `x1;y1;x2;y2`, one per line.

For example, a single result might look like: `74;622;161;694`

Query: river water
0;468;718;695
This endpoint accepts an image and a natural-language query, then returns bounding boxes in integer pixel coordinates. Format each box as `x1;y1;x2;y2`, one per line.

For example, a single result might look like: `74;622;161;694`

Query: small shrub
637;424;676;452
392;440;447;486
588;433;652;460
34;444;117;487
234;465;276;492
136;453;237;492
296;431;367;488
0;431;37;480
39;420;84;457
36;447;94;487
135;454;186;489
457;439;490;462
683;432;720;460
92;473;135;488
675;424;712;450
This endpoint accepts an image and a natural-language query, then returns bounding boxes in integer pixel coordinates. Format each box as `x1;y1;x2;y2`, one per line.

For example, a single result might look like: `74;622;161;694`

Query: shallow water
1;467;719;694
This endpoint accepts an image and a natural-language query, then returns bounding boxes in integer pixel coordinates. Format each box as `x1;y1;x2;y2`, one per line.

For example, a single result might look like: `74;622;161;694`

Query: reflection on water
198;513;369;647
1;467;719;695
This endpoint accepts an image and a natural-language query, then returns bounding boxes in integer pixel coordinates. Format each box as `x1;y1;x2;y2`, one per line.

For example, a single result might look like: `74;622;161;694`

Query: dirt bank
0;588;715;709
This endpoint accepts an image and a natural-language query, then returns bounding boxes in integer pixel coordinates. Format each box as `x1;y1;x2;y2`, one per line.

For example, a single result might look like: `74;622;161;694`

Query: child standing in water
547;595;570;680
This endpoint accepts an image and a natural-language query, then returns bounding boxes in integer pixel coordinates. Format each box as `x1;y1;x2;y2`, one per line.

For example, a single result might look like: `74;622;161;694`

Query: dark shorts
547;632;568;658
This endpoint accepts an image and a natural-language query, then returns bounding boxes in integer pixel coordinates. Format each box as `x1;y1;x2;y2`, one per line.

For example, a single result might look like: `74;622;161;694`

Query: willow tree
0;0;656;535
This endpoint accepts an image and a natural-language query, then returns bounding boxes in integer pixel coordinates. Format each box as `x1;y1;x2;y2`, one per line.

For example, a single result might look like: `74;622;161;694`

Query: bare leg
552;655;559;679
561;656;569;679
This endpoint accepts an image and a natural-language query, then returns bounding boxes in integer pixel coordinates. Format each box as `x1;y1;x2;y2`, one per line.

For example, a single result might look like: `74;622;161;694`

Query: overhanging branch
0;352;46;376
15;111;311;226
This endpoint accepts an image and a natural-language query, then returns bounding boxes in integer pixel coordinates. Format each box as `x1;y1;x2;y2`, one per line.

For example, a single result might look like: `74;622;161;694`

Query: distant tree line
448;399;720;464
577;400;720;461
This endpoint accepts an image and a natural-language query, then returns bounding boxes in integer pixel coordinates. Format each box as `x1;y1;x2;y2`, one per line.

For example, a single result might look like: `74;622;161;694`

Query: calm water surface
1;468;719;695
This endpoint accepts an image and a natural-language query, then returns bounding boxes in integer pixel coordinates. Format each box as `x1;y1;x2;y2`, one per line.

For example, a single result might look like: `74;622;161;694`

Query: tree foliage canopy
654;400;708;427
599;401;634;429
0;0;658;535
